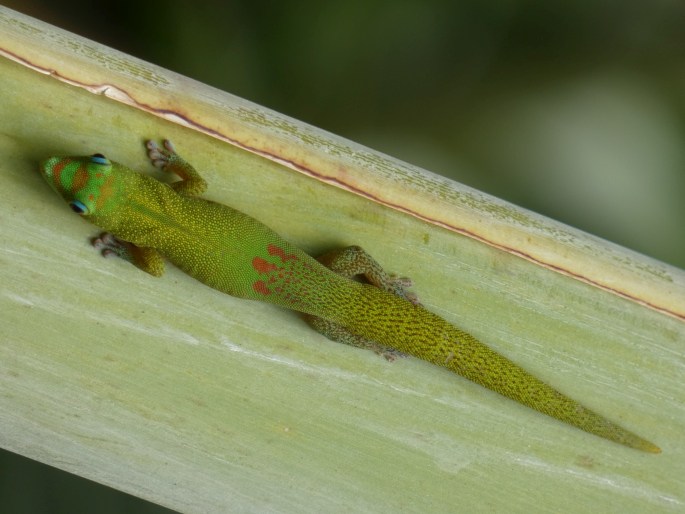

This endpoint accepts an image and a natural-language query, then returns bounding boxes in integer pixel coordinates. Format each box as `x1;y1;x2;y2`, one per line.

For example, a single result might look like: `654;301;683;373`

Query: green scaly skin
39;139;660;453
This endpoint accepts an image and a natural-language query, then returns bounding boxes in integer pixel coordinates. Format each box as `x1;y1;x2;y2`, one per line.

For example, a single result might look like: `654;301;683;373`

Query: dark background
3;1;684;513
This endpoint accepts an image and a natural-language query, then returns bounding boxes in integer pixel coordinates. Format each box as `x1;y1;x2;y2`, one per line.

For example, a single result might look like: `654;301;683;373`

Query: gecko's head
40;154;114;216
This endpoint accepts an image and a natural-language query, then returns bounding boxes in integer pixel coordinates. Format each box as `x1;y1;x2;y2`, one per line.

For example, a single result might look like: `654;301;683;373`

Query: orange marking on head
52;160;68;179
50;159;70;190
72;164;89;191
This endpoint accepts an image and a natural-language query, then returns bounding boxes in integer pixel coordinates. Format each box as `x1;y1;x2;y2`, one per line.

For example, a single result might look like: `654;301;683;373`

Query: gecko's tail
349;286;660;453
434;322;662;453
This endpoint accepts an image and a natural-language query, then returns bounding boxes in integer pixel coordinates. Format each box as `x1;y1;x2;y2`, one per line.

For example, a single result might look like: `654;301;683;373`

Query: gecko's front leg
93;233;165;277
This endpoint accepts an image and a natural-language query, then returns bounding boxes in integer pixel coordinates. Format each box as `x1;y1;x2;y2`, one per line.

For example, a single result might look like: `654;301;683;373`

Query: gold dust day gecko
39;139;660;453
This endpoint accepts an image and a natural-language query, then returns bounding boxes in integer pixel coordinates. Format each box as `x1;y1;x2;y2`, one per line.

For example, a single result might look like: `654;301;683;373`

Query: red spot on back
267;244;297;262
250;244;306;302
252;257;277;274
253;281;271;295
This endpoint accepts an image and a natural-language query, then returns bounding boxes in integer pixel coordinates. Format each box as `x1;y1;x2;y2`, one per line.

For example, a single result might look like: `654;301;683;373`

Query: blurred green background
3;1;684;513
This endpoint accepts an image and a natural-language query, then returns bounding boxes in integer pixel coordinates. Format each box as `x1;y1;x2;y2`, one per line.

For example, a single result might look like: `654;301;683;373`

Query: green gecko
39;139;660;453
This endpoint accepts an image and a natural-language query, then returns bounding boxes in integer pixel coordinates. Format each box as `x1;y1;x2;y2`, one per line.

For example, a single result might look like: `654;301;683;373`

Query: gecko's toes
163;139;176;153
379;348;410;361
402;292;420;305
390;275;413;289
146;139;178;169
93;232;116;248
92;233;129;260
146;140;170;169
145;140;160;153
387;274;421;305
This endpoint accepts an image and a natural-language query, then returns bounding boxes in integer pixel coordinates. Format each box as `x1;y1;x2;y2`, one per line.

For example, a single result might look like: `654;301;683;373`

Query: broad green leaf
1;6;683;514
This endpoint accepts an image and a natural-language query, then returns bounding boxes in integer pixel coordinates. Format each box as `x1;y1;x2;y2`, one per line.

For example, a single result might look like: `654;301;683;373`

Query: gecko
39;139;660;453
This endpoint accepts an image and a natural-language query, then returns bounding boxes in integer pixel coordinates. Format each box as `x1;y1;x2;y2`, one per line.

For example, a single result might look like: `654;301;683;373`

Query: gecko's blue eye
90;154;109;165
69;200;89;215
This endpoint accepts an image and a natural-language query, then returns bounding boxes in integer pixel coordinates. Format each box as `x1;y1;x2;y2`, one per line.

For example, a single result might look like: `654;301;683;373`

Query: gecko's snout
39;157;61;179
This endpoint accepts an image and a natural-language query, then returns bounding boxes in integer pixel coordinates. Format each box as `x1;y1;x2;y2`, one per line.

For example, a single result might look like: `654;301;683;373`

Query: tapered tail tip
629;436;661;454
642;442;662;454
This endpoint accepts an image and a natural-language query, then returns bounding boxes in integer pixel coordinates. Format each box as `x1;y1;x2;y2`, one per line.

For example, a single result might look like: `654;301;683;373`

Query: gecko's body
39;140;660;453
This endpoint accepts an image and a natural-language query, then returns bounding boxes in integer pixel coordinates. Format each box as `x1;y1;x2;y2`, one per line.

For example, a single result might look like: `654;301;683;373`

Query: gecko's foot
378;347;410;362
93;233;164;276
387;274;420;305
146;139;177;170
92;233;132;261
341;336;410;362
304;314;410;361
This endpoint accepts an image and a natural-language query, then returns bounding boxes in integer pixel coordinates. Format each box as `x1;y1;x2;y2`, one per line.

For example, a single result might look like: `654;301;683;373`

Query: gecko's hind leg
304;245;418;360
304;316;406;361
